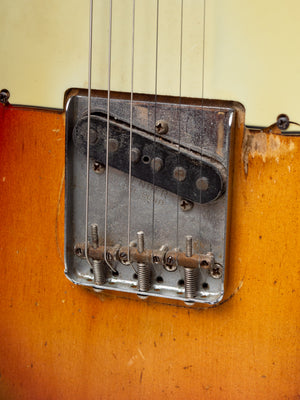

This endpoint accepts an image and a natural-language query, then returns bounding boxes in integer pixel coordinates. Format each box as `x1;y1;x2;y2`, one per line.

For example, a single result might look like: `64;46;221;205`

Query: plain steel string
127;0;136;270
199;0;206;245
151;0;159;257
84;0;94;267
104;0;116;272
176;0;184;253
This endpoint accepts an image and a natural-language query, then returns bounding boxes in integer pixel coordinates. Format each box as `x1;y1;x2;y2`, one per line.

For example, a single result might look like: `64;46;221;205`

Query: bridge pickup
72;111;225;204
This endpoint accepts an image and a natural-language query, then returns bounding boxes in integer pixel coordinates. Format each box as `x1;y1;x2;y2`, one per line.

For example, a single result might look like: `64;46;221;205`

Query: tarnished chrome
137;231;145;253
137;263;151;292
93;259;106;285
65;92;241;306
90;223;99;248
184;267;198;299
185;235;193;257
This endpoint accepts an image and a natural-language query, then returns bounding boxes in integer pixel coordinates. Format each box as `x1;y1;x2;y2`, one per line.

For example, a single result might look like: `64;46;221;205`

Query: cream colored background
1;0;299;126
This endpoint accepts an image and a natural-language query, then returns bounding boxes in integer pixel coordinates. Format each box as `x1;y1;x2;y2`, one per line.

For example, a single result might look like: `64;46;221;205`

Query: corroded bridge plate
65;91;241;306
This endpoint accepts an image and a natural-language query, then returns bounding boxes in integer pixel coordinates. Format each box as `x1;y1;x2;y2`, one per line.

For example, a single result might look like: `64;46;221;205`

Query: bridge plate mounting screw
93;161;105;174
210;263;223;279
180;198;194;212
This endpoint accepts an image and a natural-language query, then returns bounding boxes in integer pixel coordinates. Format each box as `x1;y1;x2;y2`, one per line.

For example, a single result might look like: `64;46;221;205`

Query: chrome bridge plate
65;90;240;306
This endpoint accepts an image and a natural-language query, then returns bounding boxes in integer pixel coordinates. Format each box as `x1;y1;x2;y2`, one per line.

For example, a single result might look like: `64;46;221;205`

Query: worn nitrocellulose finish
0;104;299;398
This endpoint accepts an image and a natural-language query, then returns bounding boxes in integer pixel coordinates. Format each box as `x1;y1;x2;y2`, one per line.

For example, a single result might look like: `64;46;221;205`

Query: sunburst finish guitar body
0;1;299;399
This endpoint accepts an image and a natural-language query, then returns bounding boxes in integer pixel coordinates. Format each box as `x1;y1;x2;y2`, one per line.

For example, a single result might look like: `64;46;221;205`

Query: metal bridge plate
65;90;241;307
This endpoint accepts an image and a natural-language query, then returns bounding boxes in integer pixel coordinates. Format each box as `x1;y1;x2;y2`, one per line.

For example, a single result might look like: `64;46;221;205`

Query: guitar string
176;0;184;253
127;0;136;271
151;0;159;258
199;0;206;247
84;0;94;268
104;0;116;272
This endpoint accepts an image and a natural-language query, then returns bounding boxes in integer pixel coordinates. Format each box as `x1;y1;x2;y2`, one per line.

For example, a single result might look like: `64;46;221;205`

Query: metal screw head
173;167;187;182
152;255;161;264
200;260;209;268
276;114;290;131
0;89;10;104
164;256;177;272
155;120;169;135
74;245;84;258
179;198;194;211
166;256;175;265
93;162;105;174
210;264;223;279
106;252;113;262
119;252;128;264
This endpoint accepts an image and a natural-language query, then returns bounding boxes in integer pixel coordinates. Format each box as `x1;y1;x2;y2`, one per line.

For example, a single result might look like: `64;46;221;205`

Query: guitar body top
0;103;299;399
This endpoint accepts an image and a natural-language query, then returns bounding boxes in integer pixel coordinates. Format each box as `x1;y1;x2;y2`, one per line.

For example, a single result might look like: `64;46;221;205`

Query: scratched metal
64;92;240;306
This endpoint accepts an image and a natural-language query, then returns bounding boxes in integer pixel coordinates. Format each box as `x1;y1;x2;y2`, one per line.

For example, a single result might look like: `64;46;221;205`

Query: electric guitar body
0;1;299;399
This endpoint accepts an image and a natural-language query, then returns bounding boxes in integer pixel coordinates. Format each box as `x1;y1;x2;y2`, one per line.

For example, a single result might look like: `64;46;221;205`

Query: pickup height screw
180;198;194;211
173;167;186;182
155;120;168;135
137;231;145;253
93;161;105;174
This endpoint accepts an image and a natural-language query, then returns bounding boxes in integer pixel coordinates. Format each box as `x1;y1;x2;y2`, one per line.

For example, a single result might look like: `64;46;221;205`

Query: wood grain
0;104;299;399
